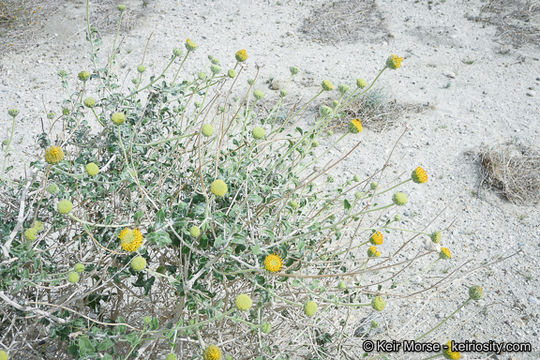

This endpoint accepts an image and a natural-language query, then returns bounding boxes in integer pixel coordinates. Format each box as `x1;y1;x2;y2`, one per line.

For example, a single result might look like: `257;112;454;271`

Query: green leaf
78;336;96;356
97;338;114;351
146;231;172;247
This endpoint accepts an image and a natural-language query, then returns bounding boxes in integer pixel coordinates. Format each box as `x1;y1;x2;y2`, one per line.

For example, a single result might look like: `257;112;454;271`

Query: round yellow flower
392;192;408;205
235;49;248;62
443;341;461;359
349;118;363;133
190;225;201;237
185;38;198;51
68;271;80;284
74;263;85;273
203;344;222;360
57;199;73;214
370;230;383;245
304;300;318;317
321;79;334;91
356;78;367;88
371;296;386;311
440;247;451;260
86;162;99;176
24;228;37;241
210;179;228;197
45;146;64;164
83;97;96;108
78;71;90;81
386;54;403;69
131;256;146;271
202;124;214;137
111;112;126;125
430;231;442;243
32;220;44;232
469;285;483;300
119;228;143;252
264;253;283;273
261;322;272;334
367;245;381;257
252;126;266;139
235;294;253;311
411;166;428;184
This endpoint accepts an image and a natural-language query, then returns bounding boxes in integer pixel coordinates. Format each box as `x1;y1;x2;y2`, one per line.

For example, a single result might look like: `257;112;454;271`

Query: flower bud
392;192;408;206
356;78;367;88
371;296;386;311
235;49;248;62
68;272;80;283
304;300;318;317
111;112;126;125
321;79;334;91
469;285;483;300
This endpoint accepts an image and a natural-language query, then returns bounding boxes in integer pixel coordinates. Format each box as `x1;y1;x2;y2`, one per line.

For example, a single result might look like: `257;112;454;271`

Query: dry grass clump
341;88;427;132
90;0;149;33
478;142;540;205
0;0;61;52
469;0;540;47
299;0;388;43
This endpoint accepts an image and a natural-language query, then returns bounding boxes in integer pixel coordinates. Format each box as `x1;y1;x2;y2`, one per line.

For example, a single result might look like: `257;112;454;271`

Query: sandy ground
1;0;539;359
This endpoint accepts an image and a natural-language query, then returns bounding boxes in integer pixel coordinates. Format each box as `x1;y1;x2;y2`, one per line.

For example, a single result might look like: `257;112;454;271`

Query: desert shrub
0;4;481;360
477;142;540;205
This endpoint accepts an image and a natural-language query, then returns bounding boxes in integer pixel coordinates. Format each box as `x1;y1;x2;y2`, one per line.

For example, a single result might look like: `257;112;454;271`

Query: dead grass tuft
469;0;540;48
299;0;388;43
478;142;540;205
340;88;428;132
90;0;148;34
0;0;62;53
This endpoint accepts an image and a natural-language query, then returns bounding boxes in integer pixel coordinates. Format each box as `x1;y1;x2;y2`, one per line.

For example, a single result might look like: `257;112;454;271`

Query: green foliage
0;2;470;360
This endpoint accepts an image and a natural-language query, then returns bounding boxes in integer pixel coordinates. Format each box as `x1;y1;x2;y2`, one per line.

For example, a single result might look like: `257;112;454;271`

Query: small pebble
443;70;456;79
526;90;535;97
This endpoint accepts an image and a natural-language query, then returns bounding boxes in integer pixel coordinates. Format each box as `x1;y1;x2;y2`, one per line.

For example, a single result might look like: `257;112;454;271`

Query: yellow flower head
371;296;386;311
370;230;383;245
386;54;403;70
321;79;334;91
411;166;428;184
78;71;90;81
111;112;126;125
440;247;451;260
185;38;198;51
235;49;248;62
469;285;483;300
304;300;318;317
264;253;283;272
443;341;461;359
349;118;363;133
203;344;222;360
235;294;253;311
131;255;146;271
68;271;80;284
210;179;228;197
367;245;381;257
202;124;214;137
119;228;143;252
86;162;99;176
24;228;37;241
57;199;73;214
392;192;408;206
45;146;65;164
0;350;8;360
